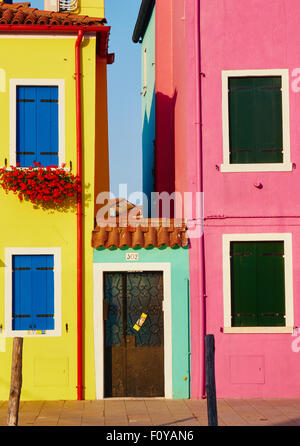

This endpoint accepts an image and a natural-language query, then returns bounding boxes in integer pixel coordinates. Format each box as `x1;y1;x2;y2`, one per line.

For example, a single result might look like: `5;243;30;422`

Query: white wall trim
5;247;62;338
223;233;294;334
93;262;172;399
223;326;293;334
220;163;293;173
9;78;65;167
221;69;291;172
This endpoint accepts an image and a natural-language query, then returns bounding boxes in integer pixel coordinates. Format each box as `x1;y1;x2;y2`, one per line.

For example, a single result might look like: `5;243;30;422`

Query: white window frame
223;233;294;334
93;262;172;399
5;247;62;338
221;69;292;172
9;79;65;167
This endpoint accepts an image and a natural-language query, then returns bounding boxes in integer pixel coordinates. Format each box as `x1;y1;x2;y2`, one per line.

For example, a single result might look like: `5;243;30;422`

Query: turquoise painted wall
93;245;190;399
141;7;155;216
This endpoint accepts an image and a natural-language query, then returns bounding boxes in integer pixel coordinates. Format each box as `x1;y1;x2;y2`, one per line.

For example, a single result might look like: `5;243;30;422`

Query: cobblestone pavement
1;398;300;426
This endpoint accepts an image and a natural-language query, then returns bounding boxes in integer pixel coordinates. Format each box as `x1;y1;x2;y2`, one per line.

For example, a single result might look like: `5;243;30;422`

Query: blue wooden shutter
16;86;59;167
12;254;55;331
16;86;37;167
37;87;59;167
12;255;33;330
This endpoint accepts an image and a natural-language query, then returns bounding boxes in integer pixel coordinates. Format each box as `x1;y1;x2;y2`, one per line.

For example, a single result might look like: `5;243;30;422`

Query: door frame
93;262;172;399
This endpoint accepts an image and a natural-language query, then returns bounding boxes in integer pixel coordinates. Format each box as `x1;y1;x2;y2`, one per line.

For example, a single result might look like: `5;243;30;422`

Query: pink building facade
155;0;300;398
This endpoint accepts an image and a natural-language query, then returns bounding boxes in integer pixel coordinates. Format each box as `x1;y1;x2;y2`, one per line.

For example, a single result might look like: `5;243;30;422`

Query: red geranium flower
0;163;80;204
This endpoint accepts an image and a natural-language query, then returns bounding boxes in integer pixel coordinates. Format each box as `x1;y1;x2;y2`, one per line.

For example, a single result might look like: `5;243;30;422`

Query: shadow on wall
155;90;177;218
142;86;155;217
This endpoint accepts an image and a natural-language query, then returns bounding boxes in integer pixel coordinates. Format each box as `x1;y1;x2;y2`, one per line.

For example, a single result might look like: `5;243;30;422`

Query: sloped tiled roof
132;0;155;43
92;219;189;250
0;2;107;26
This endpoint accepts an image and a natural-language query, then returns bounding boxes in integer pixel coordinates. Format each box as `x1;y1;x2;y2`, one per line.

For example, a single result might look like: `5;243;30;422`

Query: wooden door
104;271;164;397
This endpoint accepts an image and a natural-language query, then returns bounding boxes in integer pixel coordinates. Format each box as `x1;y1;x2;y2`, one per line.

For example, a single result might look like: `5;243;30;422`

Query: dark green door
104;271;164;397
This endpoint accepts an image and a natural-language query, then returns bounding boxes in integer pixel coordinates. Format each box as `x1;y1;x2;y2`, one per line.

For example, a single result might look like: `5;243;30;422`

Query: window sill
220;162;293;173
223;326;293;334
6;166;71;172
5;329;60;338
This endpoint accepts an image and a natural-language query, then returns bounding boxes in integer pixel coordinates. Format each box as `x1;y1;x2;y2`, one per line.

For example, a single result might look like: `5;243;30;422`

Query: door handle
126;335;136;347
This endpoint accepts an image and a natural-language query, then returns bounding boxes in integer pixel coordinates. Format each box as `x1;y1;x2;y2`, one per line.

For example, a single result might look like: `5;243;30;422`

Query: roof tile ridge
2;2;31;8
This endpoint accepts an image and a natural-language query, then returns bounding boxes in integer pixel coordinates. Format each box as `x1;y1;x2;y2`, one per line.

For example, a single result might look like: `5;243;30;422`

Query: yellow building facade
76;0;104;17
0;1;110;401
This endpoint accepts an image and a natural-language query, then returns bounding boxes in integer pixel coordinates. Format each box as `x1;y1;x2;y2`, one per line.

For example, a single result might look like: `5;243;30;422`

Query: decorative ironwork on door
104;271;164;397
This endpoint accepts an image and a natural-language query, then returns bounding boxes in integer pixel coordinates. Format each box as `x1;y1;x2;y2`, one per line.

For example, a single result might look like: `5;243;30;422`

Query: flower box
0;163;81;204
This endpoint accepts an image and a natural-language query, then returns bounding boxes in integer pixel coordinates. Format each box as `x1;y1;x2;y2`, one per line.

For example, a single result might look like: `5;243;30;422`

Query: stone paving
1;398;300;426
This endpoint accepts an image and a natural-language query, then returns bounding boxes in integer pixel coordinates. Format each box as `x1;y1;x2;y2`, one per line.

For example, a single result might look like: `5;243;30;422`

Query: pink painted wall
156;0;300;398
155;0;189;198
205;221;300;398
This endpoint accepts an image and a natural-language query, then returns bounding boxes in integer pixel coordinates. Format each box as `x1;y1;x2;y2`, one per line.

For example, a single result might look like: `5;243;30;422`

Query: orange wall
94;54;110;218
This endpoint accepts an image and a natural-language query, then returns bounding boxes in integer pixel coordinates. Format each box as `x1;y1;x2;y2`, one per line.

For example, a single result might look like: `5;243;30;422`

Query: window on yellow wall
5;247;62;338
9;79;65;168
16;86;59;167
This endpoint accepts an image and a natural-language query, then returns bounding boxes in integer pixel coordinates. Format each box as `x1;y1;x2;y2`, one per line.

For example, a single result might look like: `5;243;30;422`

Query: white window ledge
223;326;293;334
220;162;293;173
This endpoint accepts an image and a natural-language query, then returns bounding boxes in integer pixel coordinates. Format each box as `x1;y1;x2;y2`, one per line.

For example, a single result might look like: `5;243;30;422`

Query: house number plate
126;253;139;261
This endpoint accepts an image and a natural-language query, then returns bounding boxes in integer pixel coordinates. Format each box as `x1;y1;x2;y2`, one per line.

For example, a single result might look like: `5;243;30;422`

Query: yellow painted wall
0;34;109;400
75;0;105;18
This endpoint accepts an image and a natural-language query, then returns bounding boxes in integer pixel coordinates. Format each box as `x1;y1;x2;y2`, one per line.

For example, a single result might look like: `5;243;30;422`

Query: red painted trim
0;25;110;57
0;24;110;33
75;29;84;401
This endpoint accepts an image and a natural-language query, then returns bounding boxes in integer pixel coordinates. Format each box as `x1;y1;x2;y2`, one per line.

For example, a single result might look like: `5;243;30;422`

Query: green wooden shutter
230;242;258;326
230;241;285;327
256;242;285;326
229;76;283;164
229;77;256;164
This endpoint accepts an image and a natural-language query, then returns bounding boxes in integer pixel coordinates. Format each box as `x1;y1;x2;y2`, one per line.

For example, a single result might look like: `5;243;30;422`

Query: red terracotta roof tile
93;199;189;249
92;219;189;250
0;2;107;27
0;2;110;57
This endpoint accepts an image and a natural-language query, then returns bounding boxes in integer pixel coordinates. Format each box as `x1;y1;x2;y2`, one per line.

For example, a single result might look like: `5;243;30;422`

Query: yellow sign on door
133;313;147;331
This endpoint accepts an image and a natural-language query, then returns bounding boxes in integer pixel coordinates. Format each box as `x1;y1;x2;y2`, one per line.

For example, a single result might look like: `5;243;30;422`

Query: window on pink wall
221;69;292;173
222;233;294;334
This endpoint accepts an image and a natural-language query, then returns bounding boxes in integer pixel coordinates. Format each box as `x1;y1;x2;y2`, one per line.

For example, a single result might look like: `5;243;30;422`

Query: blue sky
105;1;142;199
14;0;44;8
12;0;142;199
